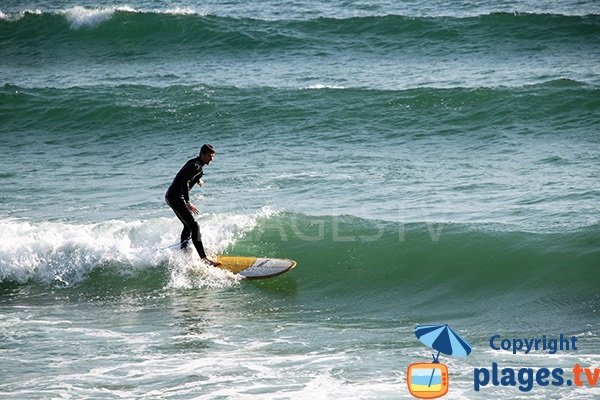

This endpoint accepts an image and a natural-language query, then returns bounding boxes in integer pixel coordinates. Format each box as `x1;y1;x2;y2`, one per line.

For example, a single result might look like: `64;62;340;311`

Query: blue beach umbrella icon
415;324;472;361
414;324;472;388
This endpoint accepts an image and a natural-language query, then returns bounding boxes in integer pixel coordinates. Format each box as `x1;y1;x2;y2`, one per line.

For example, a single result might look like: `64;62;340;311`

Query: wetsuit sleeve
180;166;193;203
181;162;202;203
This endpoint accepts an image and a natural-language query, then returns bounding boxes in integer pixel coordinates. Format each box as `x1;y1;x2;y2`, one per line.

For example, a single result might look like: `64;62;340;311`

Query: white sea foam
0;6;209;24
63;6;136;29
163;7;208;16
60;6;207;30
0;207;276;287
0;218;165;285
0;9;43;21
304;84;346;90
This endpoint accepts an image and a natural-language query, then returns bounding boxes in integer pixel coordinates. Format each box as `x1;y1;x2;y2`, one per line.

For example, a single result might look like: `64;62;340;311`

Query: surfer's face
201;151;215;165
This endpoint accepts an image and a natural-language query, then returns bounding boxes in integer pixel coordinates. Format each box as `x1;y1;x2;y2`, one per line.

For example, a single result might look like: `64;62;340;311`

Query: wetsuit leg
180;226;191;249
166;196;207;259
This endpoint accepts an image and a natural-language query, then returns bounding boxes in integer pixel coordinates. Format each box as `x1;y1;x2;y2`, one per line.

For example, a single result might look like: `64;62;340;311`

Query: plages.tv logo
407;324;472;399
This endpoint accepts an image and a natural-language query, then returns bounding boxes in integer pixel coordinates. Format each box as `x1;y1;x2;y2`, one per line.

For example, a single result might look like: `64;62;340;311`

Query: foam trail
165;207;278;289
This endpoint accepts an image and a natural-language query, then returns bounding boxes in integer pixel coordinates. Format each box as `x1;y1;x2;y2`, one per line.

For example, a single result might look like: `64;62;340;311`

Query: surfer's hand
186;202;199;214
198;179;204;187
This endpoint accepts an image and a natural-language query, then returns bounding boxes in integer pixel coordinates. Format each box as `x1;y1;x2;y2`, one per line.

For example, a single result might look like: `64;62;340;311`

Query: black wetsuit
165;156;207;258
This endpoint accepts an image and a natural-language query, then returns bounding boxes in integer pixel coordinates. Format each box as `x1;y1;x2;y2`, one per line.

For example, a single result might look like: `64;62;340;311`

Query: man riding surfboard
165;144;220;266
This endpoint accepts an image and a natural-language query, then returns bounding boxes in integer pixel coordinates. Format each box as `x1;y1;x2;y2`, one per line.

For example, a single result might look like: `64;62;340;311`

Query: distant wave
1;9;598;52
0;6;207;24
2;81;598;134
2;4;599;21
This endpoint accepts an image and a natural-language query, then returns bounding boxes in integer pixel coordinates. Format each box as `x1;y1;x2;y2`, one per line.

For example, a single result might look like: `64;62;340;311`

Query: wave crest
64;6;122;29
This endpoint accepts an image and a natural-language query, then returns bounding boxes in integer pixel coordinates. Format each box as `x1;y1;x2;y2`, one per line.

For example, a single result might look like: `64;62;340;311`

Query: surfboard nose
215;256;297;279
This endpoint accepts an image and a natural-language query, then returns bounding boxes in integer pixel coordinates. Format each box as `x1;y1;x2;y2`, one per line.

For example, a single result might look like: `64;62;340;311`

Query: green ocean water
1;1;599;398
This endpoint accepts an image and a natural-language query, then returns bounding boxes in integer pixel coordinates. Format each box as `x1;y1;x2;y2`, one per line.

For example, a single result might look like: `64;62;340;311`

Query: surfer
165;144;220;266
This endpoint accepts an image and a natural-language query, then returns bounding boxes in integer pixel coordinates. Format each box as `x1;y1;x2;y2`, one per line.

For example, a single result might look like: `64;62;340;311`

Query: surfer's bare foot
202;258;221;267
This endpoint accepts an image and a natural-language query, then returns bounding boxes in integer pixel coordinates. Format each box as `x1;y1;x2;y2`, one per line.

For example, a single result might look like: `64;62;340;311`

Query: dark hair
199;143;215;156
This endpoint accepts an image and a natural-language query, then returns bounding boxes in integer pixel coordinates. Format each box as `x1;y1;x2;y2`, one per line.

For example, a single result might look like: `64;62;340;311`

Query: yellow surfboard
215;256;297;279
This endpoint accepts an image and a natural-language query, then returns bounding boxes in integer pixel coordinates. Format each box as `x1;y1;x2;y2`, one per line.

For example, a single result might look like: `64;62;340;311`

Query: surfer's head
199;143;216;165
